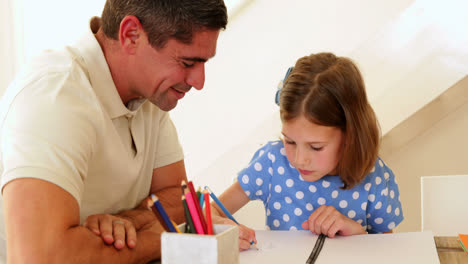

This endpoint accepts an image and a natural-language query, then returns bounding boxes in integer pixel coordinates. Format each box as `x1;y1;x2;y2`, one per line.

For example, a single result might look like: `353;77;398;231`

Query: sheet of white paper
240;230;440;264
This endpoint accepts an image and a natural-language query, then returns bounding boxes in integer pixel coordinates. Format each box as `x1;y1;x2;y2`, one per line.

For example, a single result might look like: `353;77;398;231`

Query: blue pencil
204;186;239;224
151;194;177;233
199;192;205;210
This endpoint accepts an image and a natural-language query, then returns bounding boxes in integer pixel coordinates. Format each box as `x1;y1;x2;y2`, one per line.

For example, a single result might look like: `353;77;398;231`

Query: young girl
211;52;404;250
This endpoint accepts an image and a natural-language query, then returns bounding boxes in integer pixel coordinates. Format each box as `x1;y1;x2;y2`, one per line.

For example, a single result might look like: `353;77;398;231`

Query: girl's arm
210;181;250;219
210;181;257;250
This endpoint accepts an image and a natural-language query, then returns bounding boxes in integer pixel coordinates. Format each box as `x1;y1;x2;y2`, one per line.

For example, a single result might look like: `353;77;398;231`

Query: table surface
434;236;468;264
152;235;467;264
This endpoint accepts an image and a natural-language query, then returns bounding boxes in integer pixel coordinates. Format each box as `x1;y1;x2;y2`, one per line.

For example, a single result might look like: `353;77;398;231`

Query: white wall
0;0;22;94
380;76;468;232
0;0;106;96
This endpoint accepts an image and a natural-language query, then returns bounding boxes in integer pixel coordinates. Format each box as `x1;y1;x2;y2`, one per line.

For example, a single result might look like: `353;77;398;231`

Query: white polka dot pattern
318;197;326;205
254;162;262;171
361;202;367;210
294;208;303;216
332;190;339;198
375;201;382;209
268;153;276;163
278;166;285;175
375;177;382;185
296;191;304;199
273;220;280;227
353;192;359;199
364;183;372;191
339;200;348;208
275;185;282;193
309;185;317;193
242;175;249;184
256;178;263;186
280;148;286;156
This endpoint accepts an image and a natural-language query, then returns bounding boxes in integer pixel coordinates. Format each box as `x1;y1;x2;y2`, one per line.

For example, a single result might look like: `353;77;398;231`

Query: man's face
129;30;220;111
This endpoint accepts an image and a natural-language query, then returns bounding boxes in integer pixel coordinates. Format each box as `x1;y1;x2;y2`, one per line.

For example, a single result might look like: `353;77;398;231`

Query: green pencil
182;195;196;233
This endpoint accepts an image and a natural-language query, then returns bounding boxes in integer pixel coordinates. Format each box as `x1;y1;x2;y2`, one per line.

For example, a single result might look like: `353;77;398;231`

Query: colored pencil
204;186;239;224
171;219;181;233
199;191;205;210
204;190;213;235
187;181;208;233
151;194;177;233
184;191;205;234
182;194;196;233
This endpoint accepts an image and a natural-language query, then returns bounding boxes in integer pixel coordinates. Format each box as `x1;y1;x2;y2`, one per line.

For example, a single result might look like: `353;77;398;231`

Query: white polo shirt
0;19;184;259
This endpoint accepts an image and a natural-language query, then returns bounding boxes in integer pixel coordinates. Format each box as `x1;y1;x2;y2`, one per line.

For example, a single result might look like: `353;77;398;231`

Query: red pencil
204;190;213;235
187;181;208;234
184;191;205;235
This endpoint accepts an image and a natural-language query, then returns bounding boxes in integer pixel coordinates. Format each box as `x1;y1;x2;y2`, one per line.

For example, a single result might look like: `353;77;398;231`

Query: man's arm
150;159;188;224
3;178;163;264
81;159;188;255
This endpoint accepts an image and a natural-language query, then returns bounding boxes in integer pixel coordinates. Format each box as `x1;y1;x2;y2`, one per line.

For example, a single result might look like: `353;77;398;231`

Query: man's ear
119;15;145;54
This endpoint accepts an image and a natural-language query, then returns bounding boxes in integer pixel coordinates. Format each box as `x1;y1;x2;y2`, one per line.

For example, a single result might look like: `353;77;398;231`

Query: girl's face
281;115;345;182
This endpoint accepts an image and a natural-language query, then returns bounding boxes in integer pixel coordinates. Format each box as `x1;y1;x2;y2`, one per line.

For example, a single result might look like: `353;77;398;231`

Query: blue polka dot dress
237;140;404;233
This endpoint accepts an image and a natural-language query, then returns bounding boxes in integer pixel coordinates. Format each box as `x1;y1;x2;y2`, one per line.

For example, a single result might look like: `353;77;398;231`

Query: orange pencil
204;190;213;235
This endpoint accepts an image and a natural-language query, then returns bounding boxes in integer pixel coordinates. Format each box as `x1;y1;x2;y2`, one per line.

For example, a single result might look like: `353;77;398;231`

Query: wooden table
435;236;468;264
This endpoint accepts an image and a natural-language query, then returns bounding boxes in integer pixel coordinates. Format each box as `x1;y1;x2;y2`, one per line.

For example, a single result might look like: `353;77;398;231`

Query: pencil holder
161;224;239;264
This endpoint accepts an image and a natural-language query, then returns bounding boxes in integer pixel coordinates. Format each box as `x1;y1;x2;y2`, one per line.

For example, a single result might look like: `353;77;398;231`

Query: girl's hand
83;214;137;250
215;217;257;251
301;205;366;238
238;223;257;251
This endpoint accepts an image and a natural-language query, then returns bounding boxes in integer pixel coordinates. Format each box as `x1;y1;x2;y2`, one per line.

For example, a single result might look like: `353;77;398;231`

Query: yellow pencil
171;220;181;233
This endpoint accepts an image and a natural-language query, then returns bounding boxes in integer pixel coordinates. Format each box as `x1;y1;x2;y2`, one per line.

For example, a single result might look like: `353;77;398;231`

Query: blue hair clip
275;66;294;105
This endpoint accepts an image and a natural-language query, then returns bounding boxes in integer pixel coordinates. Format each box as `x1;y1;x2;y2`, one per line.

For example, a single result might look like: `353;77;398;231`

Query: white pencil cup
161;224;239;264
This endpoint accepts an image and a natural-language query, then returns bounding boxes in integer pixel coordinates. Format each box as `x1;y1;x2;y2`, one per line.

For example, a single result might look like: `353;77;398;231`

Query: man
0;0;227;263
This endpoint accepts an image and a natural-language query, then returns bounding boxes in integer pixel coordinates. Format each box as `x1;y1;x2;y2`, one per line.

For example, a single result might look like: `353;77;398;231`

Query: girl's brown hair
279;52;380;189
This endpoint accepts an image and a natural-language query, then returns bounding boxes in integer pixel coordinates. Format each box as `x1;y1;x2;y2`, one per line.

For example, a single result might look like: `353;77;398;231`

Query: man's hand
83;196;156;250
83;214;137;250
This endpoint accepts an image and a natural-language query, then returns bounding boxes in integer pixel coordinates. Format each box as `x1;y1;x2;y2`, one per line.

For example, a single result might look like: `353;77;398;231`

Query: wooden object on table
434;236;468;264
